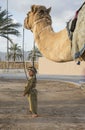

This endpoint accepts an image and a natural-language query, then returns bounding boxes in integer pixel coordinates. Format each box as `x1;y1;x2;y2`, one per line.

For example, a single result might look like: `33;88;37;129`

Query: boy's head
27;66;37;76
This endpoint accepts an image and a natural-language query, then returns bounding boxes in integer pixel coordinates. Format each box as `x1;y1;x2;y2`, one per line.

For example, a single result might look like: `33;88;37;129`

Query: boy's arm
23;78;35;96
23;81;30;96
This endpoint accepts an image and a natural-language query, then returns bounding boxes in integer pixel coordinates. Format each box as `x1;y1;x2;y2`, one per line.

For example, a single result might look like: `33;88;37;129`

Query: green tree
28;46;42;62
8;43;22;61
0;8;21;43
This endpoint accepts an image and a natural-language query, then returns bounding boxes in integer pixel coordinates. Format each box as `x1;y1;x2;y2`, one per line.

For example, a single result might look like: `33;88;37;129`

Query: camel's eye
39;10;45;14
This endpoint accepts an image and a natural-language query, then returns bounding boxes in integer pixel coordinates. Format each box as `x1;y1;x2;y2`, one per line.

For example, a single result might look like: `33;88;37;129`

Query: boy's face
28;70;34;76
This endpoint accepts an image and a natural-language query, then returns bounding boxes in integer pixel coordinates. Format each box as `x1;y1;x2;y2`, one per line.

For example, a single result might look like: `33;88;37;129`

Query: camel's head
24;5;51;31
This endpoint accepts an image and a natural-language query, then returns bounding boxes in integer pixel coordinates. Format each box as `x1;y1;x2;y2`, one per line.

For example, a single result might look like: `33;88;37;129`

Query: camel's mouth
24;16;32;31
24;17;29;29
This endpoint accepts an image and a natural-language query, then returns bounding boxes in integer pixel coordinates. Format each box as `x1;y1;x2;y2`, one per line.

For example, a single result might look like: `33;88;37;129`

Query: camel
24;4;85;63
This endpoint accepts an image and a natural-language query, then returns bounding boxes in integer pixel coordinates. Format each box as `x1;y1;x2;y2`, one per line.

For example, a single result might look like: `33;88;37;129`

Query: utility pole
7;0;9;70
22;28;25;62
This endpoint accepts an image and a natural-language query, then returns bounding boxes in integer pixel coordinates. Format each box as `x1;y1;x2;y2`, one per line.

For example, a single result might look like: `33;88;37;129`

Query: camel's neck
32;18;53;40
32;18;72;62
33;19;56;50
32;18;66;44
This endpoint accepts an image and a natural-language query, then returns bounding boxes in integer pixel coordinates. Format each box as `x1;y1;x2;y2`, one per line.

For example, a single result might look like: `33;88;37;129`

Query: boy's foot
32;114;38;118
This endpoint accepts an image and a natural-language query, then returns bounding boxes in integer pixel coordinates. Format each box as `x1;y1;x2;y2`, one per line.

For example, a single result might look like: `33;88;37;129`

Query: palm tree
8;43;22;61
0;8;21;43
28;46;42;62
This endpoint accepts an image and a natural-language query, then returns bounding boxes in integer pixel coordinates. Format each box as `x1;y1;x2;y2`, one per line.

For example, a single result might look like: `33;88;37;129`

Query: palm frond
0;34;13;44
0;8;21;42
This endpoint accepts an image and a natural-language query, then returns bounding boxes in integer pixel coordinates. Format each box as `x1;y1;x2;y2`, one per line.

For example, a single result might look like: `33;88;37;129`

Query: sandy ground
0;78;85;130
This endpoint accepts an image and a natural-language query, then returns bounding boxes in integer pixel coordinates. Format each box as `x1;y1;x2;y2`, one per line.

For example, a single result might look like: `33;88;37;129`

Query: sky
0;0;84;52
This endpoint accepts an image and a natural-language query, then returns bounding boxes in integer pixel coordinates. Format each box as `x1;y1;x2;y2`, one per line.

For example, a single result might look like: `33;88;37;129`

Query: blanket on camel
67;2;85;61
72;2;85;61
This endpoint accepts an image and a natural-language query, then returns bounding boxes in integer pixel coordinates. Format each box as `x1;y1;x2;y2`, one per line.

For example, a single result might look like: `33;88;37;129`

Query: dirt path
0;79;85;130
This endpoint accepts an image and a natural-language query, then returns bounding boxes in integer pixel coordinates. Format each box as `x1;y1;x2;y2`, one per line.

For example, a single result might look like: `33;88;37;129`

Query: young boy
23;66;38;117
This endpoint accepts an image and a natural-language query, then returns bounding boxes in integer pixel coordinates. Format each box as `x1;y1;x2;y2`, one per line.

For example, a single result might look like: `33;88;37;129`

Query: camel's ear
31;5;37;13
47;7;51;14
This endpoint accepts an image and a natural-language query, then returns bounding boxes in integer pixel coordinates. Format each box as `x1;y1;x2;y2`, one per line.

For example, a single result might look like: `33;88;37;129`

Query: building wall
0;61;38;69
39;57;85;75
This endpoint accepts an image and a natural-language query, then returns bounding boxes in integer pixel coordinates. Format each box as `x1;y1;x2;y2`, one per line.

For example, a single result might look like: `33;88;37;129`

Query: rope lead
22;28;28;81
22;28;36;81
